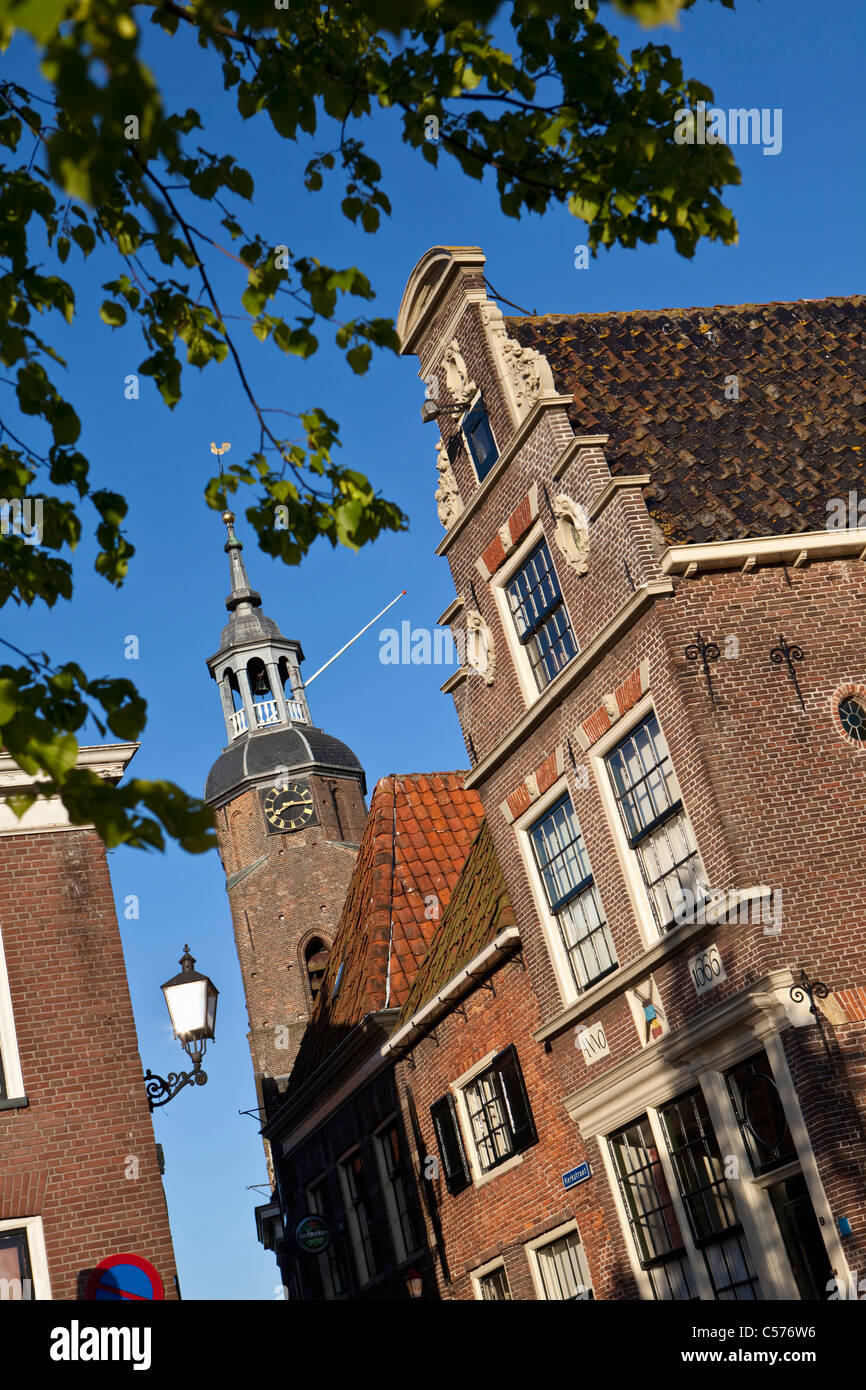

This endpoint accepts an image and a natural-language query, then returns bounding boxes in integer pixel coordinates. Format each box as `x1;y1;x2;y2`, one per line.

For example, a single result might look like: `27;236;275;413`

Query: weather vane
210;441;231;456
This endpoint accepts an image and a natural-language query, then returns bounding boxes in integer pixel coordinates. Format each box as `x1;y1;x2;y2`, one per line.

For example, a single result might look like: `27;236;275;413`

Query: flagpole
304;590;407;686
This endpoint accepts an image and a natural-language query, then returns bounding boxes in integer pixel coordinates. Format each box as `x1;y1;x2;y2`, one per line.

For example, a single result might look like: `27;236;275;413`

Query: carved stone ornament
464;609;496;686
434;440;463;529
552;493;591;575
480;301;556;423
442;339;476;406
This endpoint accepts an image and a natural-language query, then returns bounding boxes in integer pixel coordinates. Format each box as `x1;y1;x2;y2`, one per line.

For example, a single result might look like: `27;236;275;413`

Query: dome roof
205;725;365;806
219;605;284;647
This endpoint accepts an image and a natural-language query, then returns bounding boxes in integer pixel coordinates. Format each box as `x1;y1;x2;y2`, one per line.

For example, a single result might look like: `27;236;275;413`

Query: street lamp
404;1268;424;1299
144;946;219;1111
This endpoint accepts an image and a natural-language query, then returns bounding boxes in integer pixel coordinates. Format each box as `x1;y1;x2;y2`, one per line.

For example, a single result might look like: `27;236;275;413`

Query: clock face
263;781;315;832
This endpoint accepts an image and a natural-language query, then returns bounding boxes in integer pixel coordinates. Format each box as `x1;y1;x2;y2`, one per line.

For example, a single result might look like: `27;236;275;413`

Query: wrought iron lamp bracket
770;634;805;709
685;632;721;705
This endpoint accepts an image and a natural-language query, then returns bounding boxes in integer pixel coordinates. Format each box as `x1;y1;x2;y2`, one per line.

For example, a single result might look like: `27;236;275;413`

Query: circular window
831;682;866;750
839;696;866;742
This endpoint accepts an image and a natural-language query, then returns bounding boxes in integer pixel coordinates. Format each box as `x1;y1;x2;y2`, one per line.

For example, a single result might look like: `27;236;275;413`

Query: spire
222;509;263;613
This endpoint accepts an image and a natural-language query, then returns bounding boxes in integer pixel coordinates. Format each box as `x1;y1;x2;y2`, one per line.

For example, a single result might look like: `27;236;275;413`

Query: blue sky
2;0;863;1299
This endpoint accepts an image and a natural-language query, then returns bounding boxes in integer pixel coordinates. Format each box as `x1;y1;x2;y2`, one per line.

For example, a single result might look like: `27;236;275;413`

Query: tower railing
229;698;306;738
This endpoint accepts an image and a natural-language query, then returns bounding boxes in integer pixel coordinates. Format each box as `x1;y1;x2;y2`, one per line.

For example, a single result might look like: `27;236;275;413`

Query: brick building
0;743;178;1300
390;246;866;1300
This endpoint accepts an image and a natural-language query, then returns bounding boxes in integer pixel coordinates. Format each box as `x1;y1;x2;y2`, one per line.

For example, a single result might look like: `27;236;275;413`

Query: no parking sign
85;1254;165;1301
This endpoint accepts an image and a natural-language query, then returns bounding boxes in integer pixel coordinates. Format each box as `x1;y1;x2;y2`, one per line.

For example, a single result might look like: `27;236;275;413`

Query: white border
525;1219;594;1301
0;1214;52;1300
450;1049;526;1186
514;773;618;1010
588;693;707;950
470;1255;510;1301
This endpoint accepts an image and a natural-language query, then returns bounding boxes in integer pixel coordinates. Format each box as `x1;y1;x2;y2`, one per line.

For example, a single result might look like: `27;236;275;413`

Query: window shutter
494;1045;538;1154
430;1094;471;1195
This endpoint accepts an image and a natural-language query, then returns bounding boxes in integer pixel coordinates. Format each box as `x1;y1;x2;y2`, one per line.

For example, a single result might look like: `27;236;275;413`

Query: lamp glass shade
164;977;209;1041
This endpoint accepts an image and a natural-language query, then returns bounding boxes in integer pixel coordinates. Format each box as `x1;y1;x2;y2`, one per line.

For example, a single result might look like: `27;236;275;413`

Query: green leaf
100;301;127;328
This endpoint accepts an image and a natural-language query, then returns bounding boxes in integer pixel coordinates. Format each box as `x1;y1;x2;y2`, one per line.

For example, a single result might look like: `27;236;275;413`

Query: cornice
661;526;866;576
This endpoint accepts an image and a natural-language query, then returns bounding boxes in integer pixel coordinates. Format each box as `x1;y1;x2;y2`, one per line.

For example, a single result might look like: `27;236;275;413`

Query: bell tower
204;511;368;1125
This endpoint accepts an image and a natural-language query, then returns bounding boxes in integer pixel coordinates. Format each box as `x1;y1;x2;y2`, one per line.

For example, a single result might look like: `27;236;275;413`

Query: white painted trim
524;1219;594;1301
0;918;25;1102
491;521;580;711
491;519;549;708
597;1137;653;1300
661;527;866;576
698;1070;799;1300
588;694;707;951
513;774;616;1010
470;1255;510;1300
763;1033;851;1289
0;1214;52;1300
381;927;520;1056
450;1049;526;1187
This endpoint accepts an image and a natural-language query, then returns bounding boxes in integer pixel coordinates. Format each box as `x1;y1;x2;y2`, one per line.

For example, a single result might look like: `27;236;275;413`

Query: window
529;794;617;992
609;1116;699;1301
307;1178;352;1299
838;696;866;742
463;398;498;481
477;1265;511;1300
303;938;330;1005
0;921;25;1105
376;1121;422;1263
534;1230;594;1301
605;713;707;934
659;1091;761;1301
0;1216;49;1299
505;540;577;690
725;1051;797;1176
0;1228;33;1300
462;1045;537;1176
338;1151;378;1285
432;1046;537;1189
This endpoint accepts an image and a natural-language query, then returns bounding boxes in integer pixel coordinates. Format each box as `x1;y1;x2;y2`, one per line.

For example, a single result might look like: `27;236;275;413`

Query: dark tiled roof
289;772;483;1090
204;724;363;803
507;296;866;545
397;818;515;1026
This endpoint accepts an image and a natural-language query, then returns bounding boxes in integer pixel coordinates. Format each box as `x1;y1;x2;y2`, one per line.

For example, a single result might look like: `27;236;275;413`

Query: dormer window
463;398;499;482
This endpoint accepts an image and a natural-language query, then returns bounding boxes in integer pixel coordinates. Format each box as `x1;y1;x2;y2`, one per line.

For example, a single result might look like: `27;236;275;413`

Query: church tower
204;511;368;1125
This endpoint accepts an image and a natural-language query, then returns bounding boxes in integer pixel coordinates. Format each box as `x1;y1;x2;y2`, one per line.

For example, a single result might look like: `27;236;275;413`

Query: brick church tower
204;511;368;1129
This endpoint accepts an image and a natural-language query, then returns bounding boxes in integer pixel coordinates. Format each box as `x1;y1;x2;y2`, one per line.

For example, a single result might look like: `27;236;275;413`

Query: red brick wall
0;828;178;1300
398;959;638;1300
213;771;367;1105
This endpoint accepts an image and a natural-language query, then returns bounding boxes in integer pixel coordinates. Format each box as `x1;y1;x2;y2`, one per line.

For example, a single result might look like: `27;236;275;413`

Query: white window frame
336;1147;377;1288
0;919;25;1103
516;773;617;1009
471;1256;511;1301
492;521;577;707
526;1219;594;1300
599;1037;846;1302
372;1114;423;1266
0;1214;51;1300
589;694;707;949
450;1049;525;1187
